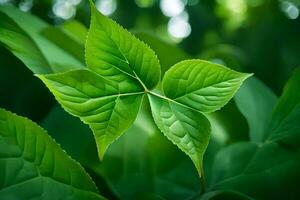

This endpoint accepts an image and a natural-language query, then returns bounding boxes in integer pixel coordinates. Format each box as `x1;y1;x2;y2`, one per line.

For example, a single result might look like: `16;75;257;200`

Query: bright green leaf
148;94;211;176
235;77;277;143
163;60;252;113
0;108;105;200
38;69;144;159
86;1;161;90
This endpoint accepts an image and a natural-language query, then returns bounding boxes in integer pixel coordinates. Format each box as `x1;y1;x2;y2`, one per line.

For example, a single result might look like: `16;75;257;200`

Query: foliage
0;0;300;200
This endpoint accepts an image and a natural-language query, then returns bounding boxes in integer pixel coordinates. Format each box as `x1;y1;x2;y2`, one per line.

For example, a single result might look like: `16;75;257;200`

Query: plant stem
200;164;206;195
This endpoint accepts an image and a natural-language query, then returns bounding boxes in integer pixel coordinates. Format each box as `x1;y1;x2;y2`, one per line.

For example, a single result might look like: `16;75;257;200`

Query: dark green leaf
0;108;105;200
235;77;277;143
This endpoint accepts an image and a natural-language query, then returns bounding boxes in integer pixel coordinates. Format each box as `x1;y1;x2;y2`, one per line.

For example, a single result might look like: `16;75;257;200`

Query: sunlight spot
160;0;186;17
281;1;299;19
96;0;117;16
168;15;191;39
19;0;33;12
0;0;11;4
68;0;82;6
53;1;76;19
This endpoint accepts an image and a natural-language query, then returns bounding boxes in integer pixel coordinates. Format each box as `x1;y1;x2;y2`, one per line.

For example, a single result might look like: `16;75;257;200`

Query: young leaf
163;60;252;113
0;108;105;200
37;69;144;159
86;0;161;90
148;94;211;176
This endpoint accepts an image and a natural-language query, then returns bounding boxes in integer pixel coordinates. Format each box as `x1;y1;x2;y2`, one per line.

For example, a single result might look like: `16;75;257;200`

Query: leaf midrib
170;76;243;100
92;13;150;91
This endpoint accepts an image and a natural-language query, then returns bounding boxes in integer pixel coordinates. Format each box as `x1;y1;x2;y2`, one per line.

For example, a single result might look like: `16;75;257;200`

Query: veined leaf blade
148;94;211;176
0;108;105;200
37;69;144;158
163;60;252;113
86;1;161;90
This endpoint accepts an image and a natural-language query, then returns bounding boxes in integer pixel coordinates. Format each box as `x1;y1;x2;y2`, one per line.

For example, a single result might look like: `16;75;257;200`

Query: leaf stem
199;164;206;195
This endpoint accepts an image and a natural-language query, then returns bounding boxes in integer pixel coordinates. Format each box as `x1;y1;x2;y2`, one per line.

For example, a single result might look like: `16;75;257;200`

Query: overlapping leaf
38;69;144;158
0;108;105;200
208;67;300;199
0;11;52;74
0;5;84;74
235;77;277;142
86;0;161;89
0;2;250;176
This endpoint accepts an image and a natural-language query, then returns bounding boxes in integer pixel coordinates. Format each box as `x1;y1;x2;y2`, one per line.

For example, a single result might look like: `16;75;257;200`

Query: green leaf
148;94;211;176
268;67;300;143
86;1;161;90
235;77;277;143
162;60;252;113
0;5;84;73
200;190;254;200
41;26;85;64
209;142;300;199
60;20;88;45
0;11;52;74
88;101;201;200
38;69;144;159
209;70;300;199
0;108;105;200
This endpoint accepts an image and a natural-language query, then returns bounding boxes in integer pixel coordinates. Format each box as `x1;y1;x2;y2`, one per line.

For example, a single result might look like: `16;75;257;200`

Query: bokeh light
96;0;117;16
168;14;191;39
0;0;11;4
216;0;248;30
280;1;299;19
160;0;186;17
19;0;33;12
53;1;76;20
52;0;82;20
